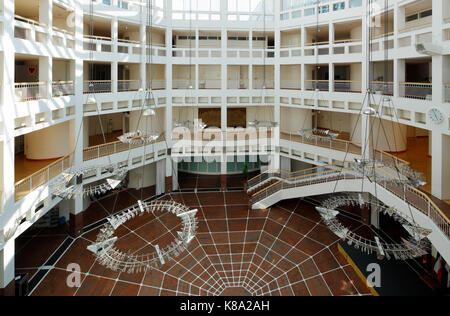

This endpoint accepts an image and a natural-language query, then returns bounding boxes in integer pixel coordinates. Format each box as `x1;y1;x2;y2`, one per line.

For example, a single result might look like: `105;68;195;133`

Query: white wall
128;162;157;189
281;107;312;131
24;121;72;159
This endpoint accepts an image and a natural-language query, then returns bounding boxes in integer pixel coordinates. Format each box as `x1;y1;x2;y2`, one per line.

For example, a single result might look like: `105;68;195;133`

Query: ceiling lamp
87;200;198;273
174;120;207;130
316;193;431;260
363;107;377;116
51;165;127;199
117;131;161;145
298;128;339;140
143;108;156;116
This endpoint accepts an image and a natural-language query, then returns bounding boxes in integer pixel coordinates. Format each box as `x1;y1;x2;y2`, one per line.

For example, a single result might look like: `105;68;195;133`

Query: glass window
292;10;302;18
349;0;362;8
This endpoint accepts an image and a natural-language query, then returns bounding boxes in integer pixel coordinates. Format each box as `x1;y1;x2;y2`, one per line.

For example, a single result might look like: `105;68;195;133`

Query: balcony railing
371;81;394;96
253;80;275;89
227;79;249;89
198;79;221;89
445;84;450;103
52;81;75;97
15;82;48;102
305;80;329;91
280;80;301;90
118;80;141;92
14;154;74;202
149;79;166;90
334;80;361;93
399;82;432;100
83;80;113;94
83;134;165;161
280;130;361;155
172;80;196;89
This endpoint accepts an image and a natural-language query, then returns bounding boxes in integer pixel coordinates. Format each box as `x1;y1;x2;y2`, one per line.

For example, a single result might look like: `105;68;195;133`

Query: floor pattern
20;191;372;296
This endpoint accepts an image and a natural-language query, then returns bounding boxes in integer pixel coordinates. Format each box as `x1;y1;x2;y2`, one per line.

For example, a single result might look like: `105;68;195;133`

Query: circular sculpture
316;193;431;260
117;131;161;145
51;165;127;199
87;200;198;274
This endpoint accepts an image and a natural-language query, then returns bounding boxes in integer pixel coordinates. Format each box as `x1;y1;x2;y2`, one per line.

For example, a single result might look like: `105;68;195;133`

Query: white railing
15;82;48;102
371;81;394;96
172;79;196;89
334;80;361;93
198;79;221;89
253;80;275;89
15;154;73;202
84;80;113;94
227;80;249;89
445;84;450;103
149;80;166;90
399;82;433;100
52;81;75;97
305;80;329;91
118;80;141;92
280;80;301;90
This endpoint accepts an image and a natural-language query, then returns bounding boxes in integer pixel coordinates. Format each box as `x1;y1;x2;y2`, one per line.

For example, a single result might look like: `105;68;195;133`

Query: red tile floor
19;190;372;296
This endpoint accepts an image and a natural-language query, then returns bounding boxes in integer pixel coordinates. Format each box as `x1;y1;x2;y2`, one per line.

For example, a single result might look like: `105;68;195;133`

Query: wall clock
427;108;445;125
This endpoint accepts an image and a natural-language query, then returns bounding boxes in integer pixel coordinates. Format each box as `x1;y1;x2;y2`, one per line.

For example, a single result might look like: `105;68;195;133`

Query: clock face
428;108;445;124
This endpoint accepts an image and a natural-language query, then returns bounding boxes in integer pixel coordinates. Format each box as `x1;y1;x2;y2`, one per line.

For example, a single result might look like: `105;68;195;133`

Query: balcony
399;82;432;100
280;80;301;90
83;80;112;94
173;80;195;90
305;80;329;92
227;79;249;90
118;80;141;92
371;81;394;96
52;81;75;97
253;80;275;90
14;154;73;202
334;80;361;93
15;82;48;102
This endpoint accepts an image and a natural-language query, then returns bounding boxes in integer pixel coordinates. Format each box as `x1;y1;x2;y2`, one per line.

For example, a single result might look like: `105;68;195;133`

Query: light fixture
117;130;161;145
363;107;377;116
298;128;339;140
87;200;198;273
51;165;127;199
316;193;431;260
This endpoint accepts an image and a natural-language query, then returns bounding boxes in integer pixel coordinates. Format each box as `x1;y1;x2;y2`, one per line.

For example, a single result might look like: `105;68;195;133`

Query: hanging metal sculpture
298;128;339;140
87;200;198;273
117;130;161;145
51;165;127;199
316;193;431;260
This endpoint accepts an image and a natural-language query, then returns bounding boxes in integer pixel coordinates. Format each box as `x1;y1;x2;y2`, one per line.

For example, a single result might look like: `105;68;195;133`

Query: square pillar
0;240;15;296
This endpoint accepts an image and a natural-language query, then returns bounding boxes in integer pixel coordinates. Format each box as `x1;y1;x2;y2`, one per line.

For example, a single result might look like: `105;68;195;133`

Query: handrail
83;34;112;41
279;129;409;166
14;14;47;27
399;22;432;33
334;38;362;44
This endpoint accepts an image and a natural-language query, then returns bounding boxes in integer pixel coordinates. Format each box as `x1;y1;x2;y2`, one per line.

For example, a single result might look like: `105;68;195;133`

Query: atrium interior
0;0;450;296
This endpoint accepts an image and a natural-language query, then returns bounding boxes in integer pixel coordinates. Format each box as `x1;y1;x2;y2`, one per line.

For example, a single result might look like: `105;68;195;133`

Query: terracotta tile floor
22;189;372;296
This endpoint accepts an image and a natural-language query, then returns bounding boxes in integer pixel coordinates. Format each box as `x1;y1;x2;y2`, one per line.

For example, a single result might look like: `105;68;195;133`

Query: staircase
246;165;450;263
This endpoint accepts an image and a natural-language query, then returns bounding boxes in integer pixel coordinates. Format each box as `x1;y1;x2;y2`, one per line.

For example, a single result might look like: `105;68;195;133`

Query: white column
0;0;15;291
73;3;85;219
329;63;334;92
394;58;405;98
1;0;14;210
432;132;450;200
39;56;51;99
0;240;14;290
140;23;146;92
39;0;51;28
